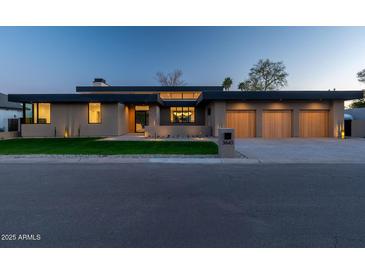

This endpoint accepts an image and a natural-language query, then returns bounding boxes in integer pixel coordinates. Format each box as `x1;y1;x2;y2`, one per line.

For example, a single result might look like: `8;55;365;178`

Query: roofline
8;94;164;105
76;86;223;92
198;90;364;103
0;106;23;110
8;90;364;106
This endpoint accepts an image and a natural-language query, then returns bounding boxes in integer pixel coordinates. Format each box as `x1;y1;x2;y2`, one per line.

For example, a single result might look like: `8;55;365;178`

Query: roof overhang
76;86;223;93
8;90;364;107
198;90;364;103
8;94;164;105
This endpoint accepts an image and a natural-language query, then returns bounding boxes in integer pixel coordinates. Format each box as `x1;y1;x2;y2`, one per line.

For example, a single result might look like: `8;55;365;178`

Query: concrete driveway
235;138;365;163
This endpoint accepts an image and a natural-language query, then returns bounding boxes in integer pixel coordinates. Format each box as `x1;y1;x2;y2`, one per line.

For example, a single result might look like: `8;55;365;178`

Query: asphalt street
1;163;365;247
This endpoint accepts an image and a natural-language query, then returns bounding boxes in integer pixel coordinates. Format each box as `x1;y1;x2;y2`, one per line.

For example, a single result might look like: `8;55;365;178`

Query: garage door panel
300;110;329;137
226;111;256;138
262;110;292;138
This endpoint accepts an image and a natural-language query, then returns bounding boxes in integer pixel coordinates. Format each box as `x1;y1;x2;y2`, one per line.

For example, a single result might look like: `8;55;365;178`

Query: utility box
218;128;235;158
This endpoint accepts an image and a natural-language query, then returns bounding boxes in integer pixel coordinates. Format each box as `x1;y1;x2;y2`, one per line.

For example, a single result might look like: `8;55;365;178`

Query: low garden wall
0;131;19;140
144;125;212;138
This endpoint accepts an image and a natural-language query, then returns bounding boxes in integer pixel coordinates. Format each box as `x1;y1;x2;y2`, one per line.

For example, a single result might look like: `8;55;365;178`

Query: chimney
93;78;109;87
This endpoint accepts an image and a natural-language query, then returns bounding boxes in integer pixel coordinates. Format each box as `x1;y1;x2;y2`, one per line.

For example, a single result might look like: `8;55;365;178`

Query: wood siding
128;106;135;133
299;110;329;137
226;110;256;138
262;110;292;138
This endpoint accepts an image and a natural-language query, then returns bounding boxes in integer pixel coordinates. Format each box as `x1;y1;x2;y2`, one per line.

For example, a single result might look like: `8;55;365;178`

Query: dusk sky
1;27;365;94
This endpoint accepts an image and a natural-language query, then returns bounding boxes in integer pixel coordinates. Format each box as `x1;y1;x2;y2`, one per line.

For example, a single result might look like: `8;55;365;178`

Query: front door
135;111;149;133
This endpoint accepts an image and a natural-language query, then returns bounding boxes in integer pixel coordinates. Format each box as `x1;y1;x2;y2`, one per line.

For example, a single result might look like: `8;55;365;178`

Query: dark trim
8;94;164;105
9;90;364;106
162;100;197;107
0;106;23;111
198;90;364;103
88;102;102;124
76;86;223;93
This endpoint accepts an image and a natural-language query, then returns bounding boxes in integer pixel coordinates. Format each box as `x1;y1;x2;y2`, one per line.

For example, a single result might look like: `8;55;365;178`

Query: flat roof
8;90;364;105
199;90;364;102
76;86;223;92
8;93;163;105
0;93;22;110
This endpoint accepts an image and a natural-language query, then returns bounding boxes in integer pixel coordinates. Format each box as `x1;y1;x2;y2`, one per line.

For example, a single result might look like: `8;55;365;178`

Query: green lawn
0;138;218;155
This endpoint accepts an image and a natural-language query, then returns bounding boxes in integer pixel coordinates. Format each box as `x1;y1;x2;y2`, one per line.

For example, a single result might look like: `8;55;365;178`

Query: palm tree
238;82;245;91
222;77;233;91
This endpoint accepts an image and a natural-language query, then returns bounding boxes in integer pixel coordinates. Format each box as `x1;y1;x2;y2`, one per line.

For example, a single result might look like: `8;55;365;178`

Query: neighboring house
7;78;363;138
344;108;365;137
0;93;22;132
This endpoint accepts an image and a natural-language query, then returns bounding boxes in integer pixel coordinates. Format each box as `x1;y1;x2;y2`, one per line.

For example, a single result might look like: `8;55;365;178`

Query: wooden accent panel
262;110;292;138
299;110;329;137
226;110;256;138
128;106;135;133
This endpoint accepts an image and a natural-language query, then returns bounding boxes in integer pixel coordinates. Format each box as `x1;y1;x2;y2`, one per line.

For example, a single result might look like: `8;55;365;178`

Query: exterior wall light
64;128;69;138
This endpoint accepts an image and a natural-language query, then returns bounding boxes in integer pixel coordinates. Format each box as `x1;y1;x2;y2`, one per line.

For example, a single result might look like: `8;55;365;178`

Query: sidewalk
1;155;365;164
0;155;258;164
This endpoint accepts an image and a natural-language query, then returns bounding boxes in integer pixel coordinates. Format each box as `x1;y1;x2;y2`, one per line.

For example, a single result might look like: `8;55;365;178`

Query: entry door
135;111;149;133
262;110;292;138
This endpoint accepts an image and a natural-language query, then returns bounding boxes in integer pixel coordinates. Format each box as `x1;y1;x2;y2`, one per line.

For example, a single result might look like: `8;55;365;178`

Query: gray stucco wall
19;100;345;138
21;103;128;137
351;120;365;137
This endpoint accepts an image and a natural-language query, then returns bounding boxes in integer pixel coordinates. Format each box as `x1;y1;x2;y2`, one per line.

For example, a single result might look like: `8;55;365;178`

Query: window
23;103;51;124
160;92;201;100
170;107;195;123
38;103;51;124
89;103;101;124
24;103;33;124
135;105;149;111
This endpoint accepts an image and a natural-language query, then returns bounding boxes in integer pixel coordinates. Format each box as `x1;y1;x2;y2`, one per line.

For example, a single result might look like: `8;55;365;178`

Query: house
0;93;22;132
344;108;365;137
8;78;363;138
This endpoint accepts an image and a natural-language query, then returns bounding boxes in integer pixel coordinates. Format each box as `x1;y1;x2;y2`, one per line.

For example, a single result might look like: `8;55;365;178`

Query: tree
357;69;365;83
238;81;251;91
240;59;289;91
222;77;233;91
350;68;365;108
156;69;186;86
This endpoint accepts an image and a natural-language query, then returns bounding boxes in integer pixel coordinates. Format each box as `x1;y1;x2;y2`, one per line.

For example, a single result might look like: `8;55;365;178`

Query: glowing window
89;103;101;124
38;103;51;124
33;103;38;124
170;107;195;123
160;92;201;100
24;103;51;124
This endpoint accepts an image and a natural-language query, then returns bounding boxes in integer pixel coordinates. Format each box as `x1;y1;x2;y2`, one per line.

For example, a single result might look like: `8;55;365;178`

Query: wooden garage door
299;110;329;137
226;110;256;138
262;110;292;138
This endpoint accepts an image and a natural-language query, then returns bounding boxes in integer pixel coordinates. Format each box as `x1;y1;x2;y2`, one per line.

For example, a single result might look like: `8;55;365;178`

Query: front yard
0;138;218;155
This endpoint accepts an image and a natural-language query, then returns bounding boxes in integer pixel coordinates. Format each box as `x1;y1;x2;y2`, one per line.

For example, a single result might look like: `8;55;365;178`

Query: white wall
0;109;22;131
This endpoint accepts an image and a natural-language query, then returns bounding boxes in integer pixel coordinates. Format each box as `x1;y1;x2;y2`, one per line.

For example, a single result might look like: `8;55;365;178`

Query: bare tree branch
155;69;186;86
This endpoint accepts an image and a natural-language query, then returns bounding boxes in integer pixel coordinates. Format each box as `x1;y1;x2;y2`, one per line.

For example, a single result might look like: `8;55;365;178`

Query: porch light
341;129;345;139
64;128;69;138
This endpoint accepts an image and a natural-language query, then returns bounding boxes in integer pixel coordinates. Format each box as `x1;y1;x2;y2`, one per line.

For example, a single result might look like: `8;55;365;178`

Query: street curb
0;155;258;164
